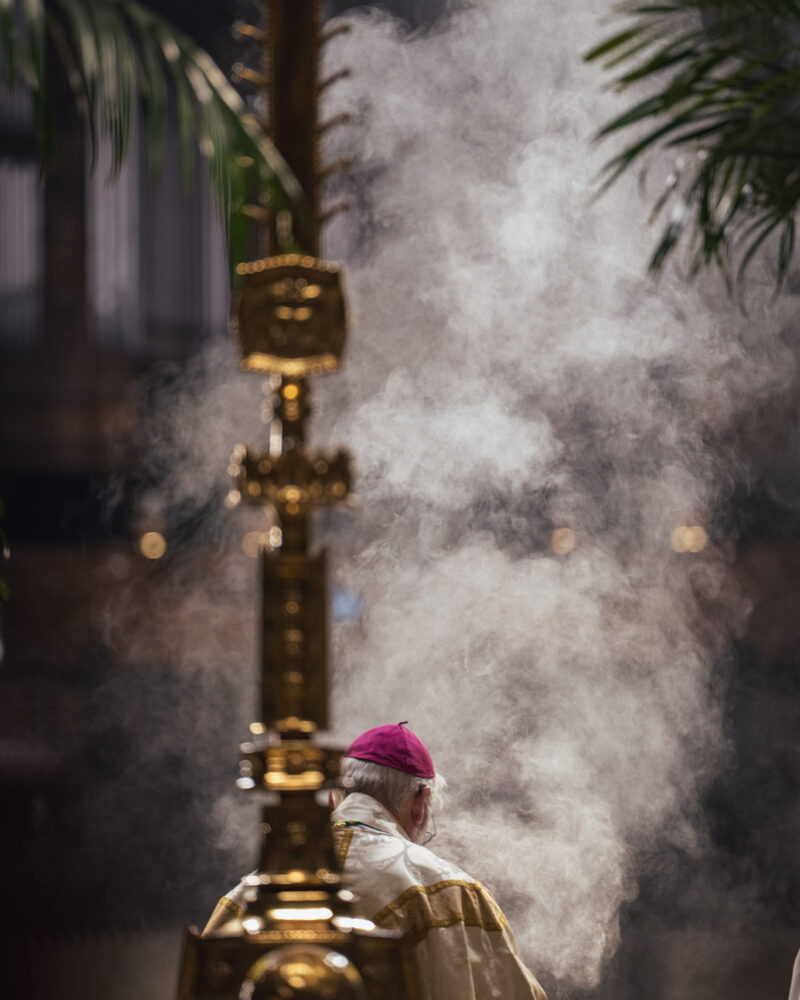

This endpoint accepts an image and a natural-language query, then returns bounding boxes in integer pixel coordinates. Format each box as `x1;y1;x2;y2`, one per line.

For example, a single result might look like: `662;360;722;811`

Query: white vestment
331;792;547;1000
788;949;800;1000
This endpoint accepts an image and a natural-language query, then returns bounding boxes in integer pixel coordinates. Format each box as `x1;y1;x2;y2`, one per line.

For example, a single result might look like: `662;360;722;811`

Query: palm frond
0;0;15;86
21;0;50;161
586;0;800;289
2;0;311;267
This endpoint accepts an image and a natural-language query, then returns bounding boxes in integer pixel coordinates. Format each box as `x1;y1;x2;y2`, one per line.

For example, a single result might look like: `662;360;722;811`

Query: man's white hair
332;756;446;815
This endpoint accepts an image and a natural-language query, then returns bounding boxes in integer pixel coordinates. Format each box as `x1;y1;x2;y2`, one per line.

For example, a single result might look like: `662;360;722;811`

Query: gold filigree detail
234;256;347;376
371;880;506;947
332;826;355;872
201;895;244;937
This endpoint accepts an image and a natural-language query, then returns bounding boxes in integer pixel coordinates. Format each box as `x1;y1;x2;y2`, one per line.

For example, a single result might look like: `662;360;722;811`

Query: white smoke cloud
122;0;800;991
298;0;800;989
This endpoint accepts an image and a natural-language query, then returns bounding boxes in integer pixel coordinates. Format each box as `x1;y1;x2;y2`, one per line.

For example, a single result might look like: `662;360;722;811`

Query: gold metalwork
254;548;330;730
239;741;342;792
263;0;325;254
318;156;354;183
241;945;367;1000
320;200;352;226
234;255;347;376
317;111;353;135
319;23;352;46
232;21;268;43
231;445;350;519
176;4;418;1000
232;63;270;89
179;923;414;1000
317;68;352;94
228;0;351;250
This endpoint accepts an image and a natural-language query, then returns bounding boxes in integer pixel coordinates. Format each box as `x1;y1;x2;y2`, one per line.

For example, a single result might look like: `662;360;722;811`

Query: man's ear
411;785;431;825
328;790;335;810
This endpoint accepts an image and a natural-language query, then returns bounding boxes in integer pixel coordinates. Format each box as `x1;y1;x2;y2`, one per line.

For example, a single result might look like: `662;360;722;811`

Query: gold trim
333;826;355;871
239;352;340;377
201;895;244;937
372;880;507;947
218;895;244;917
371;879;486;922
247;928;347;944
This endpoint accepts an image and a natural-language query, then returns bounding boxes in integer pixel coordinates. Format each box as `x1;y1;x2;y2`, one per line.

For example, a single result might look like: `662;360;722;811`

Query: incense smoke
307;0;795;989
105;0;799;991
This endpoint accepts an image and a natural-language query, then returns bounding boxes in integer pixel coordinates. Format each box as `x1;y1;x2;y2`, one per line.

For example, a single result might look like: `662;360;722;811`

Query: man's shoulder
339;821;474;886
402;840;475;888
339;826;501;931
369;868;507;945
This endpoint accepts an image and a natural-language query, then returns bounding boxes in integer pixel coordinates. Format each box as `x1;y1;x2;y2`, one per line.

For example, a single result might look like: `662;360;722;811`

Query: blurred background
1;1;800;999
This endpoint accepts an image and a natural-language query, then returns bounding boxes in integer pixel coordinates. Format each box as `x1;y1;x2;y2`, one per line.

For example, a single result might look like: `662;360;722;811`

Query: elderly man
330;722;547;1000
203;722;546;999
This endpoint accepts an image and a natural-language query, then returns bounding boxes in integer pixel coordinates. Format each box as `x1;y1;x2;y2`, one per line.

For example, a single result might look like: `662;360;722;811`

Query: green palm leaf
586;0;800;290
2;0;311;268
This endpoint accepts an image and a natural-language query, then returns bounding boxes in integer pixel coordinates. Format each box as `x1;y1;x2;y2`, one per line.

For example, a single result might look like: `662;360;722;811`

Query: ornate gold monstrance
175;4;417;999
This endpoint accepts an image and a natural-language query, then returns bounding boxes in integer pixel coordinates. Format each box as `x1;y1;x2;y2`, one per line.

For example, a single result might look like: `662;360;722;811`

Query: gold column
176;4;417;999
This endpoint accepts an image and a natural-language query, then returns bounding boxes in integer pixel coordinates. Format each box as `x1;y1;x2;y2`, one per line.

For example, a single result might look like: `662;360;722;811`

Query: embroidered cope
202;792;547;1000
330;793;547;1000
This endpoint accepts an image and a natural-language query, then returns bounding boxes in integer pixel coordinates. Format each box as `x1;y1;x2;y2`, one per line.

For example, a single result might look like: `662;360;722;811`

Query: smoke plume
308;0;796;989
121;0;799;991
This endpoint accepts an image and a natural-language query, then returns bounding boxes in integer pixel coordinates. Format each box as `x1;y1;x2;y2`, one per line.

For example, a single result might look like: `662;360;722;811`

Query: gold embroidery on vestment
371;879;507;946
201;894;244;937
218;894;244;916
333;825;355;871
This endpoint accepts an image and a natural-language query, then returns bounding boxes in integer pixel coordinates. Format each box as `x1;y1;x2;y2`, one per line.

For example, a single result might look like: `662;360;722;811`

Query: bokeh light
551;527;577;555
242;531;268;558
670;525;708;553
138;531;166;560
